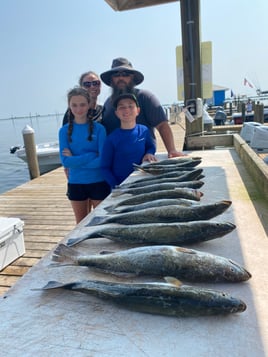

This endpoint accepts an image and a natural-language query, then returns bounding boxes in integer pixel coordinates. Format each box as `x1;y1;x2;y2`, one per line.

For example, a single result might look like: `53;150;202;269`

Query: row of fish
38;277;246;317
41;156;251;317
52;244;251;284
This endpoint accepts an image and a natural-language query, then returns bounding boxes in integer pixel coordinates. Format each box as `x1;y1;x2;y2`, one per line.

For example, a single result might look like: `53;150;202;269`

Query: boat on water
10;141;61;175
231;107;268;125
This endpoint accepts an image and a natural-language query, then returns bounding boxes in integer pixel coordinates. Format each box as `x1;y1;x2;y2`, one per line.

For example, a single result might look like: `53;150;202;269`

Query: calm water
0;114;63;194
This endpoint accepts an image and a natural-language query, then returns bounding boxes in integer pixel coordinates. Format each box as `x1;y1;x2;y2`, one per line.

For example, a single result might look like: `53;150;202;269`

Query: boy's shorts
67;181;111;201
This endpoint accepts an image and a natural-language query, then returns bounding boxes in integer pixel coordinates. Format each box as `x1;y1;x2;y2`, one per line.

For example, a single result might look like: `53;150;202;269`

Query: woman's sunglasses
82;80;101;88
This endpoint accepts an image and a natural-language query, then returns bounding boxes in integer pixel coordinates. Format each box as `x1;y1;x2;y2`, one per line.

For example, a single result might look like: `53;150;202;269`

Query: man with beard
100;58;185;158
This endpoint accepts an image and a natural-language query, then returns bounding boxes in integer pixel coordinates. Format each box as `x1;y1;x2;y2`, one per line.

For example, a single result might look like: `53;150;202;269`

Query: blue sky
0;0;267;118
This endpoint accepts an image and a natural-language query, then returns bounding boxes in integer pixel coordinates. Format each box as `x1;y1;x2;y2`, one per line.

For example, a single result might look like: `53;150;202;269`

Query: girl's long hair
67;87;94;142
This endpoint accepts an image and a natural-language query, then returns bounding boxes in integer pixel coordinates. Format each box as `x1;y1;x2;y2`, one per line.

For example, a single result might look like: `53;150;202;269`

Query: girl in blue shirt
101;93;157;188
59;87;110;223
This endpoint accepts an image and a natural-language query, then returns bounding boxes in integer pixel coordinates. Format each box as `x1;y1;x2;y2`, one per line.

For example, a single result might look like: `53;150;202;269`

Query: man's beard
110;80;136;104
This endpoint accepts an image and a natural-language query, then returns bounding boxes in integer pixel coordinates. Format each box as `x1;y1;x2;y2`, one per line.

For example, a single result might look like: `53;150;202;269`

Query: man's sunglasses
112;71;132;78
82;80;101;88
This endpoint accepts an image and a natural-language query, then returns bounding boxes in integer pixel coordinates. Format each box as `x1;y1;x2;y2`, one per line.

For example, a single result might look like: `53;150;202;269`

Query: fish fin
86;216;106;226
133;163;145;172
111;189;124;197
32;281;66;290
192;156;202;160
164;277;183;287
96;234;116;242
99;250;115;255
66;237;87;247
104;204;117;213
175;247;196;254
223;200;232;206
51;244;80;265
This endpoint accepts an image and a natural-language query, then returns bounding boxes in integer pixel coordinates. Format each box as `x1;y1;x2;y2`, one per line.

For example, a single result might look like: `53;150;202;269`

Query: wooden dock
4;119;266;298
0;167;76;295
0;121;186;296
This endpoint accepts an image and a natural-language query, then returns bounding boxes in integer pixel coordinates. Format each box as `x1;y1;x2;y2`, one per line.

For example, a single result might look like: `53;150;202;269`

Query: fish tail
31;281;65;291
66;230;100;246
86;216;106;226
51;244;80;265
111;189;124;197
36;281;78;291
66;237;87;247
104;204;117;213
164;277;183;287
133;163;145;172
41;281;66;290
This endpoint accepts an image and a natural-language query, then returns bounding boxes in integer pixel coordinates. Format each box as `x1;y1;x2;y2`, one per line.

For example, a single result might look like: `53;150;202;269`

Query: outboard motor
10;146;21;154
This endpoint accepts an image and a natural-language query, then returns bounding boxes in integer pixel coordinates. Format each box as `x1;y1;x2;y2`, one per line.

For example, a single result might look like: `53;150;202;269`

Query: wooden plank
24;242;59;251
0;275;21;286
0;286;11;295
23;250;49;258
9;257;40;267
0;166;75;296
0;123;186;297
186;134;234;149
1;266;29;276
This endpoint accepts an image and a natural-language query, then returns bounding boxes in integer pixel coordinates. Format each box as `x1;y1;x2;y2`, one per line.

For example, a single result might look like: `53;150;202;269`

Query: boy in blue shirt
101;93;157;188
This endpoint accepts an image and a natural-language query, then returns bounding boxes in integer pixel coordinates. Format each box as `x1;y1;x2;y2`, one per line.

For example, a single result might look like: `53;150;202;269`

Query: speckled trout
140;158;202;169
121;168;203;185
112;181;204;197
38;277;246;317
117;168;204;189
104;188;203;213
144;157;202;166
52;244;251;283
88;200;231;226
66;220;236;247
106;198;199;214
134;165;197;175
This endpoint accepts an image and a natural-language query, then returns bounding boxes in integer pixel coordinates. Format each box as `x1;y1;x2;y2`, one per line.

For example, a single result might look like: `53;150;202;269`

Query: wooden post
22;125;40;179
241;103;246;123
180;0;202;142
229;102;233;116
254;103;264;123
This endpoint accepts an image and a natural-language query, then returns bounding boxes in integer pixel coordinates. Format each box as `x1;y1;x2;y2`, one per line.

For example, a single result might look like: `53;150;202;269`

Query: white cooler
0;217;25;271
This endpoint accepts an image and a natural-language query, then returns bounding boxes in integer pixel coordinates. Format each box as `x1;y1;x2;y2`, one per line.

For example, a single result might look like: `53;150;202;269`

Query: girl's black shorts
67;181;111;201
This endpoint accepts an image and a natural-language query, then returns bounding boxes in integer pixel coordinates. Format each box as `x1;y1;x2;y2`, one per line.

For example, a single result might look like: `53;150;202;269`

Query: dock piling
22;125;40;179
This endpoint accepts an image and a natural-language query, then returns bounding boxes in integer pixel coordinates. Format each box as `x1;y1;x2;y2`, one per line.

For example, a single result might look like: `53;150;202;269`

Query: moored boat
10;141;61;174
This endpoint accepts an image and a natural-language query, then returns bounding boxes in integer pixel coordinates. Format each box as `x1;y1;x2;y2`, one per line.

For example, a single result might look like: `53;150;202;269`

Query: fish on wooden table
52;244;252;283
133;165;197;175
104;188;203;212
144;157;202;166
121;169;203;185
117;168;204;189
112;181;204;197
105;198;199;214
88;200;231;226
66;220;236;247
36;277;246;317
141;158;202;169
